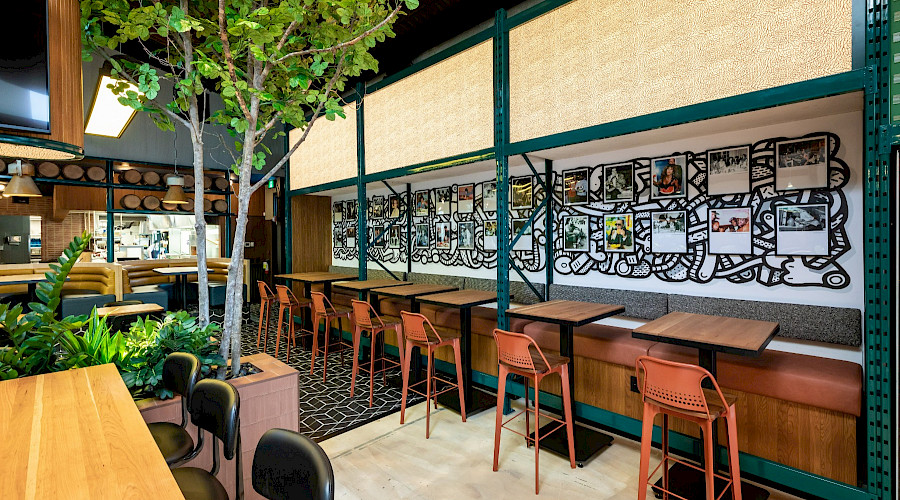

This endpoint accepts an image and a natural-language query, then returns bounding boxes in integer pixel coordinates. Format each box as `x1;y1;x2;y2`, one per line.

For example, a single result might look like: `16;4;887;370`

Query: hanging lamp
162;128;188;205
4;160;42;197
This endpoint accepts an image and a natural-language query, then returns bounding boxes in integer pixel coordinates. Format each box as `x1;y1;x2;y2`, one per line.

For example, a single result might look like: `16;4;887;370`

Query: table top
333;279;412;292
275;272;358;283
153;266;199;275
0;364;184;499
370;283;458;298
631;311;780;356
0;274;50;285
96;303;164;317
416;289;498;308
506;299;625;326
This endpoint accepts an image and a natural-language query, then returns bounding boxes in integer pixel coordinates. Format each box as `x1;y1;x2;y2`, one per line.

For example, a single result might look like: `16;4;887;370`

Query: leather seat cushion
172;467;228;500
520;321;653;367
428;306;533;336
147;422;193;463
646;343;863;416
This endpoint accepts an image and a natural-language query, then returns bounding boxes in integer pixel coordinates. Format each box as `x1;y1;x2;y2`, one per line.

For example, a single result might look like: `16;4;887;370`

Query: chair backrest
252;428;335;500
492;329;549;373
259;281;276;301
310;292;333;316
351;300;381;329
163;352;201;428
275;284;297;306
102;300;143;307
635;355;727;419
189;378;242;497
400;311;441;343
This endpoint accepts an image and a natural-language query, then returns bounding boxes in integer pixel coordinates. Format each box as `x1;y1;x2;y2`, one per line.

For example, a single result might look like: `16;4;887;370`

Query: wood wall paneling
291;195;331;274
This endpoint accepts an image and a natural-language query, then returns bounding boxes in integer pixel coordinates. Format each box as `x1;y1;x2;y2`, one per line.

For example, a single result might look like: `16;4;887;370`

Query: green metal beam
362;148;495;184
507;69;868;157
544;159;553;300
494;9;510;331
284;133;292;273
356;83;368;280
288;178;355;197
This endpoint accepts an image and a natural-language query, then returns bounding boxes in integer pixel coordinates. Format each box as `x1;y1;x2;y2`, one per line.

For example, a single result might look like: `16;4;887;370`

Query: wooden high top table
506;300;625;466
632;312;780;500
416;290;498;416
0;274;68;311
0;364;184;499
333;279;411;302
96;303;164;317
152;266;198;310
275;272;358;298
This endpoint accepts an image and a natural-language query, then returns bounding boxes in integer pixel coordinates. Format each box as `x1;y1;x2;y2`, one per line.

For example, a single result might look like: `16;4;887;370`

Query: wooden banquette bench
0;262;122;317
121;258;232;310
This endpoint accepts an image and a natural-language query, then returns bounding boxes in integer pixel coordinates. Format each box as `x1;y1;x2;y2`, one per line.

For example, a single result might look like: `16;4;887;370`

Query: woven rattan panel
289;103;358;190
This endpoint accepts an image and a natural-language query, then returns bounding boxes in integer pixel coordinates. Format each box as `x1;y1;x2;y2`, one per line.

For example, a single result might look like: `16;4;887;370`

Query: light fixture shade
85;73;142;138
4;162;42;197
163;175;189;204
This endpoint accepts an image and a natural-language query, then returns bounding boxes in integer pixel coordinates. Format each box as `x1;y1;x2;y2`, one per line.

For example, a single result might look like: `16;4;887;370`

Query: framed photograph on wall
708;207;752;255
332;202;343;222
333;227;343;248
435;187;451;215
346;226;356;249
776;204;829;255
458;221;475;250
435;221;451;250
371;196;384;219
483;220;498;251
389;225;401;249
650;155;687;200
387;195;400;218
415;223;430;249
458;184;474;213
511;176;533;210
707;146;750;196
604;214;634;252
603;162;634;203
563;168;589;206
482;181;497;212
346;200;357;220
563;215;589;252
511;218;532;251
775;136;828;191
650;210;687;254
414;190;429;217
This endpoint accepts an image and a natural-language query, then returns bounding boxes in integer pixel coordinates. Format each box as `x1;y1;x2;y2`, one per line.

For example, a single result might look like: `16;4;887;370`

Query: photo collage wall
332;132;851;289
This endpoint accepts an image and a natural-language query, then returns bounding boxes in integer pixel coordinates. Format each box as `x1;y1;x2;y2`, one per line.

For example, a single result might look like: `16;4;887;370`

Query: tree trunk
190;127;210;328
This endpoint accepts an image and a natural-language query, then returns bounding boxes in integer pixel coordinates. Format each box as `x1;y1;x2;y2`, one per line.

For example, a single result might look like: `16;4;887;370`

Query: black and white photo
415;223;430;248
707;146;750;196
563;168;589;206
458;221;475;250
603;163;634;203
482;181;497;212
776;204;829;255
435;187;451;215
414;190;429;217
563;215;589;252
389;225;401;249
346;226;356;249
511;218;532;251
775;136;828;191
435;221;451;250
371;195;384;219
333;202;343;222
651;210;687;254
484;220;497;251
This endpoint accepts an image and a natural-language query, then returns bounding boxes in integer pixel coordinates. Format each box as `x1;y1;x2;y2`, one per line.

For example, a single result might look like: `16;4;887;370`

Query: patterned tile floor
209;304;419;442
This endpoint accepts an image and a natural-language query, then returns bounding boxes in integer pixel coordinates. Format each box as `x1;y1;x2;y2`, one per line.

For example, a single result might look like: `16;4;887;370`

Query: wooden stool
492;329;575;494
274;284;312;363
256;281;278;350
399;311;466;439
636;355;742;500
350;299;404;407
310;292;351;381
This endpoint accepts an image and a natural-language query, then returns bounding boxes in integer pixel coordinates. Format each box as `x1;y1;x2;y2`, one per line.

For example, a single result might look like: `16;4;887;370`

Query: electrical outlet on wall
630;375;639;394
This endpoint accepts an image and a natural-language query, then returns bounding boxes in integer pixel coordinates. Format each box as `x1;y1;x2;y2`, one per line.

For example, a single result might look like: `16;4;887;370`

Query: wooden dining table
332;278;412;302
275;272;358;298
0;274;68;311
506;299;625;466
632;311;780;500
152;266;198;310
96;303;164;317
0;364;184;499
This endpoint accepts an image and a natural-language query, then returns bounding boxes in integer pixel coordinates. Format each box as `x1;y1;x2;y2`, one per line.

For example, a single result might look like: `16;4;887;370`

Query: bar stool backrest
258;281;276;301
189;379;242;492
492;329;551;373
275;284;298;306
310;292;334;316
400;311;442;343
635;355;729;420
162;352;200;428
252;428;335;500
351;300;382;329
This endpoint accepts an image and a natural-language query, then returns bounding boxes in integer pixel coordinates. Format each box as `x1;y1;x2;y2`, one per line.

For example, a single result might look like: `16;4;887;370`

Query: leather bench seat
522;321;655;367
429;306;534;337
647;343;863;417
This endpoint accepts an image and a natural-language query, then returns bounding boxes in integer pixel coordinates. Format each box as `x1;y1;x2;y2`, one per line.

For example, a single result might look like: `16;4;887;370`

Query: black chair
148;353;203;466
172;378;241;500
252;428;335;500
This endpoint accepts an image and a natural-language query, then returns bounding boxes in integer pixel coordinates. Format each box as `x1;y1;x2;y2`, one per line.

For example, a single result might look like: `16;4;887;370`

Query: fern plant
57;308;132;370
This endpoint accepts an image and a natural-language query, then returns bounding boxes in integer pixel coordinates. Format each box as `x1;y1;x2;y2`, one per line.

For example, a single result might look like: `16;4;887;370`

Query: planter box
139;353;299;500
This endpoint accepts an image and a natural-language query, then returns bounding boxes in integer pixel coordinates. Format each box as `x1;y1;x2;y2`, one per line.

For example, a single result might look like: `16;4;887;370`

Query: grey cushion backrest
549;284;667;320
60;294;117;318
462;277;545;305
407;272;464;290
667;294;862;346
328;265;358;276
367;268;405;281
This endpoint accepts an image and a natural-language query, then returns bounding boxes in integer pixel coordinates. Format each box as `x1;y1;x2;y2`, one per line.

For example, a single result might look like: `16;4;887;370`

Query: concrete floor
321;399;805;500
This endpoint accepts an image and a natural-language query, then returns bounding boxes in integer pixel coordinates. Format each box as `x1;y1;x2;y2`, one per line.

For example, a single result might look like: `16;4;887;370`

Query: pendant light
163;128;188;205
4;160;42;198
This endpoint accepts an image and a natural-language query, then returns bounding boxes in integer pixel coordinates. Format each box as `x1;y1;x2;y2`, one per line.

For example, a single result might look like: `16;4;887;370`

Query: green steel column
544;159;553;301
866;1;895;498
106;160;114;263
284;133;292;273
494;9;510;330
356;83;368;280
406;183;412;275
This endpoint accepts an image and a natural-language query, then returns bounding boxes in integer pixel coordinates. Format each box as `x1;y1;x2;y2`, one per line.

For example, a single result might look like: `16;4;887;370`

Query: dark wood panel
291;195;331;273
54;185;106;211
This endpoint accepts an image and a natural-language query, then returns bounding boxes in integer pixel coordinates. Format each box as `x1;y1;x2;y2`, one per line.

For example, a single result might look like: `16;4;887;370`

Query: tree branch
218;0;251;119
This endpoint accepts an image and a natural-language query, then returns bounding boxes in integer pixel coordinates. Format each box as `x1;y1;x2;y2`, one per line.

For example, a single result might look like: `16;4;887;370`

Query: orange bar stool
399;311;466;438
635;355;742;500
310;291;351;381
350;299;404;407
256;281;279;350
274;284;312;363
492;329;575;494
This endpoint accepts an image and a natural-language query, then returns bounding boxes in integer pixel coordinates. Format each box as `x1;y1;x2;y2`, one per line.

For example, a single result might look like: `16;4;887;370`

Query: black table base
436;385;496;417
651;462;769;500
527;422;613;467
